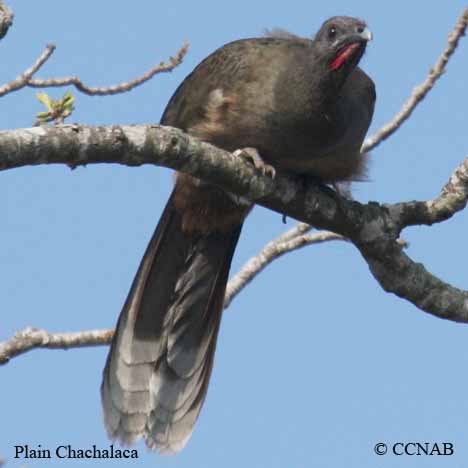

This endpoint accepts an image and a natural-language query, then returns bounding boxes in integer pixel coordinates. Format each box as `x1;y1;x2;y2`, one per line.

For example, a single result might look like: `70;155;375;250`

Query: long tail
101;191;242;454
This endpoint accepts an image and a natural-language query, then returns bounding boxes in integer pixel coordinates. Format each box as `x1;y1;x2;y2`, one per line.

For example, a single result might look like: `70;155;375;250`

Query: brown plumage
101;16;376;454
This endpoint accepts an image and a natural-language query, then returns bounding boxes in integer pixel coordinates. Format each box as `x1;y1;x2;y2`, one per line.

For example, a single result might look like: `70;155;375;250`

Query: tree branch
362;5;468;153
1;7;468;364
0;44;56;97
224;228;344;308
0;123;467;340
26;42;189;96
389;155;468;228
0;327;114;364
0;228;345;364
0;42;188;100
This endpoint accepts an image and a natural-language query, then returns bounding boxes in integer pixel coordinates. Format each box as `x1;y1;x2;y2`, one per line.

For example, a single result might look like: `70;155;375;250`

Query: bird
101;15;375;454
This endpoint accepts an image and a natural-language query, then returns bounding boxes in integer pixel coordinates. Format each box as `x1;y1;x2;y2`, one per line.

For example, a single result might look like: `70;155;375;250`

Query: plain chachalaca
101;16;375;454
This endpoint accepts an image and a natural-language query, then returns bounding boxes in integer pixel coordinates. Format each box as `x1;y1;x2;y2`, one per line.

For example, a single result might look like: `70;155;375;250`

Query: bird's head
314;16;372;74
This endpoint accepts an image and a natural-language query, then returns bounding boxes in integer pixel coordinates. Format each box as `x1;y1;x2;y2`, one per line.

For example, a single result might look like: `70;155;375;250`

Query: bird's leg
233;147;276;178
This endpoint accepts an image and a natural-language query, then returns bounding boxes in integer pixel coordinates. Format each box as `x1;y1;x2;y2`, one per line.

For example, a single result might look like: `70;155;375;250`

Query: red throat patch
330;43;360;71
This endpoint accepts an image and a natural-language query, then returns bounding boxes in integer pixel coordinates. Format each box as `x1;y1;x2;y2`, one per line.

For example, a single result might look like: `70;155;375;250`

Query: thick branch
0;124;277;201
2;123;466;231
362;5;468;152
360;244;468;322
0;123;467;328
389;156;468;227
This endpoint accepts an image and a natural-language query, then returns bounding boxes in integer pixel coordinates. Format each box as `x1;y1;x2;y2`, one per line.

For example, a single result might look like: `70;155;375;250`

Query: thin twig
362;5;468;153
0;229;343;364
0;327;114;364
271;222;313;243
0;44;55;97
27;42;189;96
224;229;344;307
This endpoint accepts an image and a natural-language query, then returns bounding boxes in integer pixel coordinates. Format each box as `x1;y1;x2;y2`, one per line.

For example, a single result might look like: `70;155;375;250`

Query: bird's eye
328;26;337;39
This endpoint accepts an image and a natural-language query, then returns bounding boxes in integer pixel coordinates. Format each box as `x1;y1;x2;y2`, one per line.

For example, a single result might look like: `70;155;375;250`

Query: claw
233;147;276;178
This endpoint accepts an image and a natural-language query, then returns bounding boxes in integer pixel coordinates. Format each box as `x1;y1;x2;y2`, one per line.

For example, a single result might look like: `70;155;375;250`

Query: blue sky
1;1;468;467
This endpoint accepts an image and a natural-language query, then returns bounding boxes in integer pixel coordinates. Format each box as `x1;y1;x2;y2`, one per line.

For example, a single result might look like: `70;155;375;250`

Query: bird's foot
233;147;276;178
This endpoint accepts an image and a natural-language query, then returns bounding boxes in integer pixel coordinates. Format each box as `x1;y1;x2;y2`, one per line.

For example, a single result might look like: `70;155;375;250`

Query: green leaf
36;92;53;110
35;91;76;125
62;91;75;106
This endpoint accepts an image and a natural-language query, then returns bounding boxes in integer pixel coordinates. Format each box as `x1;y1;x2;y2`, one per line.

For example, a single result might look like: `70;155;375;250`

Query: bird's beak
359;27;373;42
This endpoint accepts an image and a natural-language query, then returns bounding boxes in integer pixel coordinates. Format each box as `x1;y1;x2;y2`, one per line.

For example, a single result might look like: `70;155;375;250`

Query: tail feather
101;190;242;454
167;234;235;376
